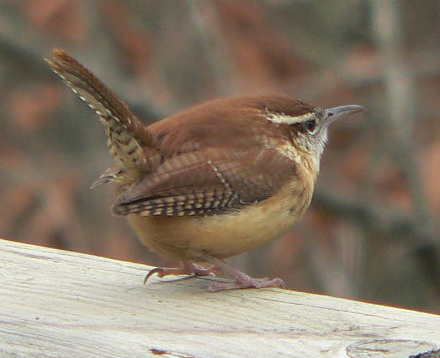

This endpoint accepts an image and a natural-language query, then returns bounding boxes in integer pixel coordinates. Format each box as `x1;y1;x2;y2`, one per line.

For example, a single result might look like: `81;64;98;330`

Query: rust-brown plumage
47;49;364;291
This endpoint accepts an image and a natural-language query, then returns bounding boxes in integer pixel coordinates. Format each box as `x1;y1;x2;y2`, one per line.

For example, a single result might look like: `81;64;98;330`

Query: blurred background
1;0;440;312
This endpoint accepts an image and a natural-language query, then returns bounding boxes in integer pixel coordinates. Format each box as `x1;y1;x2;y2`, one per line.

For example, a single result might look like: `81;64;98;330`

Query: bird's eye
304;119;316;133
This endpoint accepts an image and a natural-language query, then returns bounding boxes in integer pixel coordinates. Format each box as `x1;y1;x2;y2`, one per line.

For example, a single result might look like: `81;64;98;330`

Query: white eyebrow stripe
265;111;315;125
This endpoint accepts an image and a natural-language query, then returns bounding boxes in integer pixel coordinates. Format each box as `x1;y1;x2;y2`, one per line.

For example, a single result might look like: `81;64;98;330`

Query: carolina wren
46;49;364;291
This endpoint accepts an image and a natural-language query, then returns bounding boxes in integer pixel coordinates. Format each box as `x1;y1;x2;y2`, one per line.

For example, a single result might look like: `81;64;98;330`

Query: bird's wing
112;147;297;216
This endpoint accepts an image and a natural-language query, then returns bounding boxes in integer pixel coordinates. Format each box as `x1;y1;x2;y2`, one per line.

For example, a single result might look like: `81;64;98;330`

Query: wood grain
0;238;439;358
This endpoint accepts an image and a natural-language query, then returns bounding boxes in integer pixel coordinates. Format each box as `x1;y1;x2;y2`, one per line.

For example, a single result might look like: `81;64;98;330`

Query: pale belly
128;181;313;261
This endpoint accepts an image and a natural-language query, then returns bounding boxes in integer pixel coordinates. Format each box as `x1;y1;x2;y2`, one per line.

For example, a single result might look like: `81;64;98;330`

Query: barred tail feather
46;49;158;171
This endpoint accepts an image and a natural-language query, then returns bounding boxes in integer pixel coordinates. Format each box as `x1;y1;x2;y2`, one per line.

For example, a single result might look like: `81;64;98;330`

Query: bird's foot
209;276;285;292
144;261;216;284
201;254;285;292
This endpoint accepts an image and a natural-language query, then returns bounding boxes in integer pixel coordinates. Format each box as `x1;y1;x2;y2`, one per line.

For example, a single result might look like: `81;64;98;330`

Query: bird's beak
324;105;365;125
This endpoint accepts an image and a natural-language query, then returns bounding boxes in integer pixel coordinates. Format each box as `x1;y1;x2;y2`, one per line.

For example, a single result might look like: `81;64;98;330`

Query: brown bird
46;49;364;291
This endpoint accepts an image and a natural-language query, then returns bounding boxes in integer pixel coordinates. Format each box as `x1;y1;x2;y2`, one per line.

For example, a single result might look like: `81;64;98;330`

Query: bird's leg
144;261;216;283
202;254;285;292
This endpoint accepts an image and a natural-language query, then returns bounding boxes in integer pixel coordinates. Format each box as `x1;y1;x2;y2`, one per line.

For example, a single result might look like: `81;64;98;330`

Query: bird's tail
46;49;160;176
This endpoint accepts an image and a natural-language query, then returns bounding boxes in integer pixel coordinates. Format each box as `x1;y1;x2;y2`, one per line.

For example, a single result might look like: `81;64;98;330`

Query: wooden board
1;238;439;358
